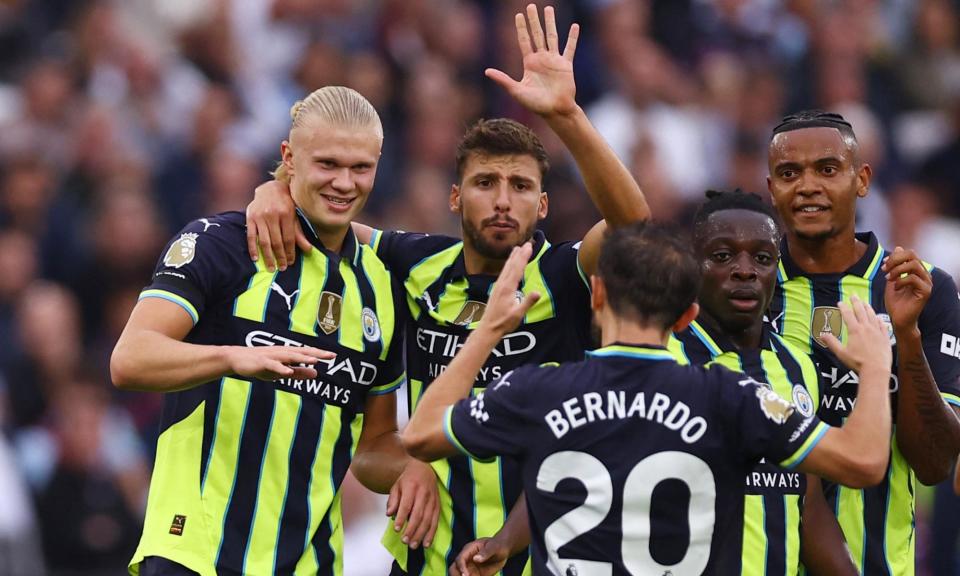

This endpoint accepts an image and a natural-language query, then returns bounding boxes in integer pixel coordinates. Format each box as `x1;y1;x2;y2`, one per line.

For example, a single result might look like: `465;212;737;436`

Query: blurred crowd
2;0;960;574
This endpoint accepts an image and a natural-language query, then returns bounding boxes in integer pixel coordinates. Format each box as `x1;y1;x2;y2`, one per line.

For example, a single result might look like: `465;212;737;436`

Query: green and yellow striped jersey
670;319;820;576
770;231;960;575
370;229;593;576
129;211;404;576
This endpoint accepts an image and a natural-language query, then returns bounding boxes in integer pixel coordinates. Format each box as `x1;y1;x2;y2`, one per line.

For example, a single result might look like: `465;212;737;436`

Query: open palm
486;5;580;118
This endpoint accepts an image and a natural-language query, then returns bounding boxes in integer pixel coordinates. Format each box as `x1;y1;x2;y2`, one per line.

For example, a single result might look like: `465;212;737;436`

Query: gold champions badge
454;301;486;326
811;306;843;347
317;292;343;335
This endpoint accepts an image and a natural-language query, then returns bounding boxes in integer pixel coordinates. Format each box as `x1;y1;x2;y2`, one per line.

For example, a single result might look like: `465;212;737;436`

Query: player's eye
317;160;337;169
515;182;529;191
821;165;838;176
780;170;797;179
477;179;492;188
755;253;773;265
711;251;731;263
352;164;371;173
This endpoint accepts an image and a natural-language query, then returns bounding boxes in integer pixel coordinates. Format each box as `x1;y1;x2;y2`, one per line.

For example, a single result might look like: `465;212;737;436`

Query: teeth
800;206;824;212
324;196;351;205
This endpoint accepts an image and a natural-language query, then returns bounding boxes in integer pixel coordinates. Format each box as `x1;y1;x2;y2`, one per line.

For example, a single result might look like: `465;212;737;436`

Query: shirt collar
778;231;883;282
448;230;548;280
296;207;360;266
686;318;775;356
587;343;675;361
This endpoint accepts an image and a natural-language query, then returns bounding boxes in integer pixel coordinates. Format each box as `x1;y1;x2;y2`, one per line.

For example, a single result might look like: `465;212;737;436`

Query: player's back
448;343;826;575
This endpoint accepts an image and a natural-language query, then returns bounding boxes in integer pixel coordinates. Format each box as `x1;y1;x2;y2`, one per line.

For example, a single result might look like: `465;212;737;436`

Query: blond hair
273;86;383;183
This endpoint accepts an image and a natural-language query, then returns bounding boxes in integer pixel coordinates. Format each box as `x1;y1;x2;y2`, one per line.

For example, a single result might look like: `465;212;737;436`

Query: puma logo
199;218;221;232
271;283;299;310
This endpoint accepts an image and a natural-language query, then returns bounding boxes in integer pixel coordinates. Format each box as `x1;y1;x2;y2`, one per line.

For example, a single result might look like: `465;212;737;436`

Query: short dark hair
455;118;550;183
598;221;701;330
692;189;780;245
772;109;857;142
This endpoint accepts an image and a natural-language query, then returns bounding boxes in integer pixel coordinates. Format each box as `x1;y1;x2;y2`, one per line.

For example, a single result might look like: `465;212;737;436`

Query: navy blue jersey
371;229;593;575
130;211;404;576
447;344;828;575
770;231;960;574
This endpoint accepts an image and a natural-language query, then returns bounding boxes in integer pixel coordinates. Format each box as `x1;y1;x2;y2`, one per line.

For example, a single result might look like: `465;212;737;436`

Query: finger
484;68;519;92
456;542;481;572
886;260;931;283
894;274;932;294
296;222;313;253
298;346;337;359
848;295;869;326
544;5;559;52
275;350;330;365
518;291;541;315
562;23;580;61
514;12;533;58
821;332;843;357
246;218;260;261
526;4;546;51
386;483;399;517
288;366;318;380
280;211;298;264
402;495;427;548
257;222;277;272
268;217;288;271
393;490;413;537
263;360;295;378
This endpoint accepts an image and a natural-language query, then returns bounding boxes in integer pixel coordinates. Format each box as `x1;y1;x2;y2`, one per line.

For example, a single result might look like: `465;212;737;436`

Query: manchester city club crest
877;313;897;345
454;301;486;326
811;306;843;347
163;233;198;268
317;291;342;335
361;307;381;342
792;384;814;417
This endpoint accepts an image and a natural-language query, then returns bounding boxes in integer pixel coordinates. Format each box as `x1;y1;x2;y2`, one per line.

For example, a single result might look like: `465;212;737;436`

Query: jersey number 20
537;450;715;575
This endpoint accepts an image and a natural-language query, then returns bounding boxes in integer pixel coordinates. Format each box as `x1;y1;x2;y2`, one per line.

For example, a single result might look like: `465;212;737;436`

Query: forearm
542;106;649;226
111;329;234;392
800;476;857;575
403;327;501;459
352;431;410;494
894;328;960;484
495;495;531;556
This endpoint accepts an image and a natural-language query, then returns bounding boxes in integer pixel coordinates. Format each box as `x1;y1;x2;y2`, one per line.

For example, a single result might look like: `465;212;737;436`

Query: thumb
385;484;399;517
485;68;518;91
296;223;313;253
474;540;495;562
820;332;843;357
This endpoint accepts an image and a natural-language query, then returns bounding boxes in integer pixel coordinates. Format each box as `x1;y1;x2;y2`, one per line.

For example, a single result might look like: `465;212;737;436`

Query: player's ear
855;162;872;198
281;140;295;176
538;191;548;220
671;302;700;333
449;184;461;214
590;275;605;313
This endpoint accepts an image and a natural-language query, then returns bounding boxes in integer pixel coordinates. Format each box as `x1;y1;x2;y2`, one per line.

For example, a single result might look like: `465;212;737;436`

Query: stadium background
0;0;959;574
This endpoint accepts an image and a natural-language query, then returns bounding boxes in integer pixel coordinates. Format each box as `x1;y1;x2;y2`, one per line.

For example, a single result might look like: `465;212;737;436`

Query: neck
462;241;507;276
303;215;348;254
785;228;866;274
598;312;670;348
697;311;762;350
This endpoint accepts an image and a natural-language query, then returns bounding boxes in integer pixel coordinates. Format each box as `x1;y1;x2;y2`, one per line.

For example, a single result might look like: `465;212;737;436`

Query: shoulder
160;212;248;265
374;230;462;276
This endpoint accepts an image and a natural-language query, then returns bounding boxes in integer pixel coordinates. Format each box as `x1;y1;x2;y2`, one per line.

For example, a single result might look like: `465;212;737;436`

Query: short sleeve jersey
370;229;592;575
670;320;821;576
446;344;829;576
768;231;960;575
129;211;404;576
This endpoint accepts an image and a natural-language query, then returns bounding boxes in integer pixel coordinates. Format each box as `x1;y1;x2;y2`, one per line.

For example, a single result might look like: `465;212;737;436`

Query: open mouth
795;205;829;214
322;195;356;212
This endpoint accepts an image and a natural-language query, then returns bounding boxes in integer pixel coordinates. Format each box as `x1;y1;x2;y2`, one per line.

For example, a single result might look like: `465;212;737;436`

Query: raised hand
485;4;580;118
882;246;933;332
821;295;892;374
478;243;541;337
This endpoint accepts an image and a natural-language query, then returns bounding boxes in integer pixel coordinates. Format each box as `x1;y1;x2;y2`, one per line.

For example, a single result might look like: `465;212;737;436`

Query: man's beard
462;215;536;260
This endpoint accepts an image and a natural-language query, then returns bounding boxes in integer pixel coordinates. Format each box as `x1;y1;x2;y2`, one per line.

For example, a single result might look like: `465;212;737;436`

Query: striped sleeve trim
574;242;591;293
139;289;199;324
443;406;495;463
778;421;830;469
942;393;960;408
370;228;383;253
369;373;405;396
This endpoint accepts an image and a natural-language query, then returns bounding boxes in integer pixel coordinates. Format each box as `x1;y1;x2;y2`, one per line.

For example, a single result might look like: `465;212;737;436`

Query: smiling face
451;152;547;261
695;209;780;334
282;117;382;243
767;126;871;242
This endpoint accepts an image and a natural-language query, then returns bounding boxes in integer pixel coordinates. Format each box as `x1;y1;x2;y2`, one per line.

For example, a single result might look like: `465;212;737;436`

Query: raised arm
794;296;892;488
110;298;331;392
486;4;649;276
402;244;540;460
883;247;960;485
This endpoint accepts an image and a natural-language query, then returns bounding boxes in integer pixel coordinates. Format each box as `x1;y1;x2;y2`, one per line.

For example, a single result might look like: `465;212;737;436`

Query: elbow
109;345;138;391
914;462;951;487
842;452;889;489
400;428;436;463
